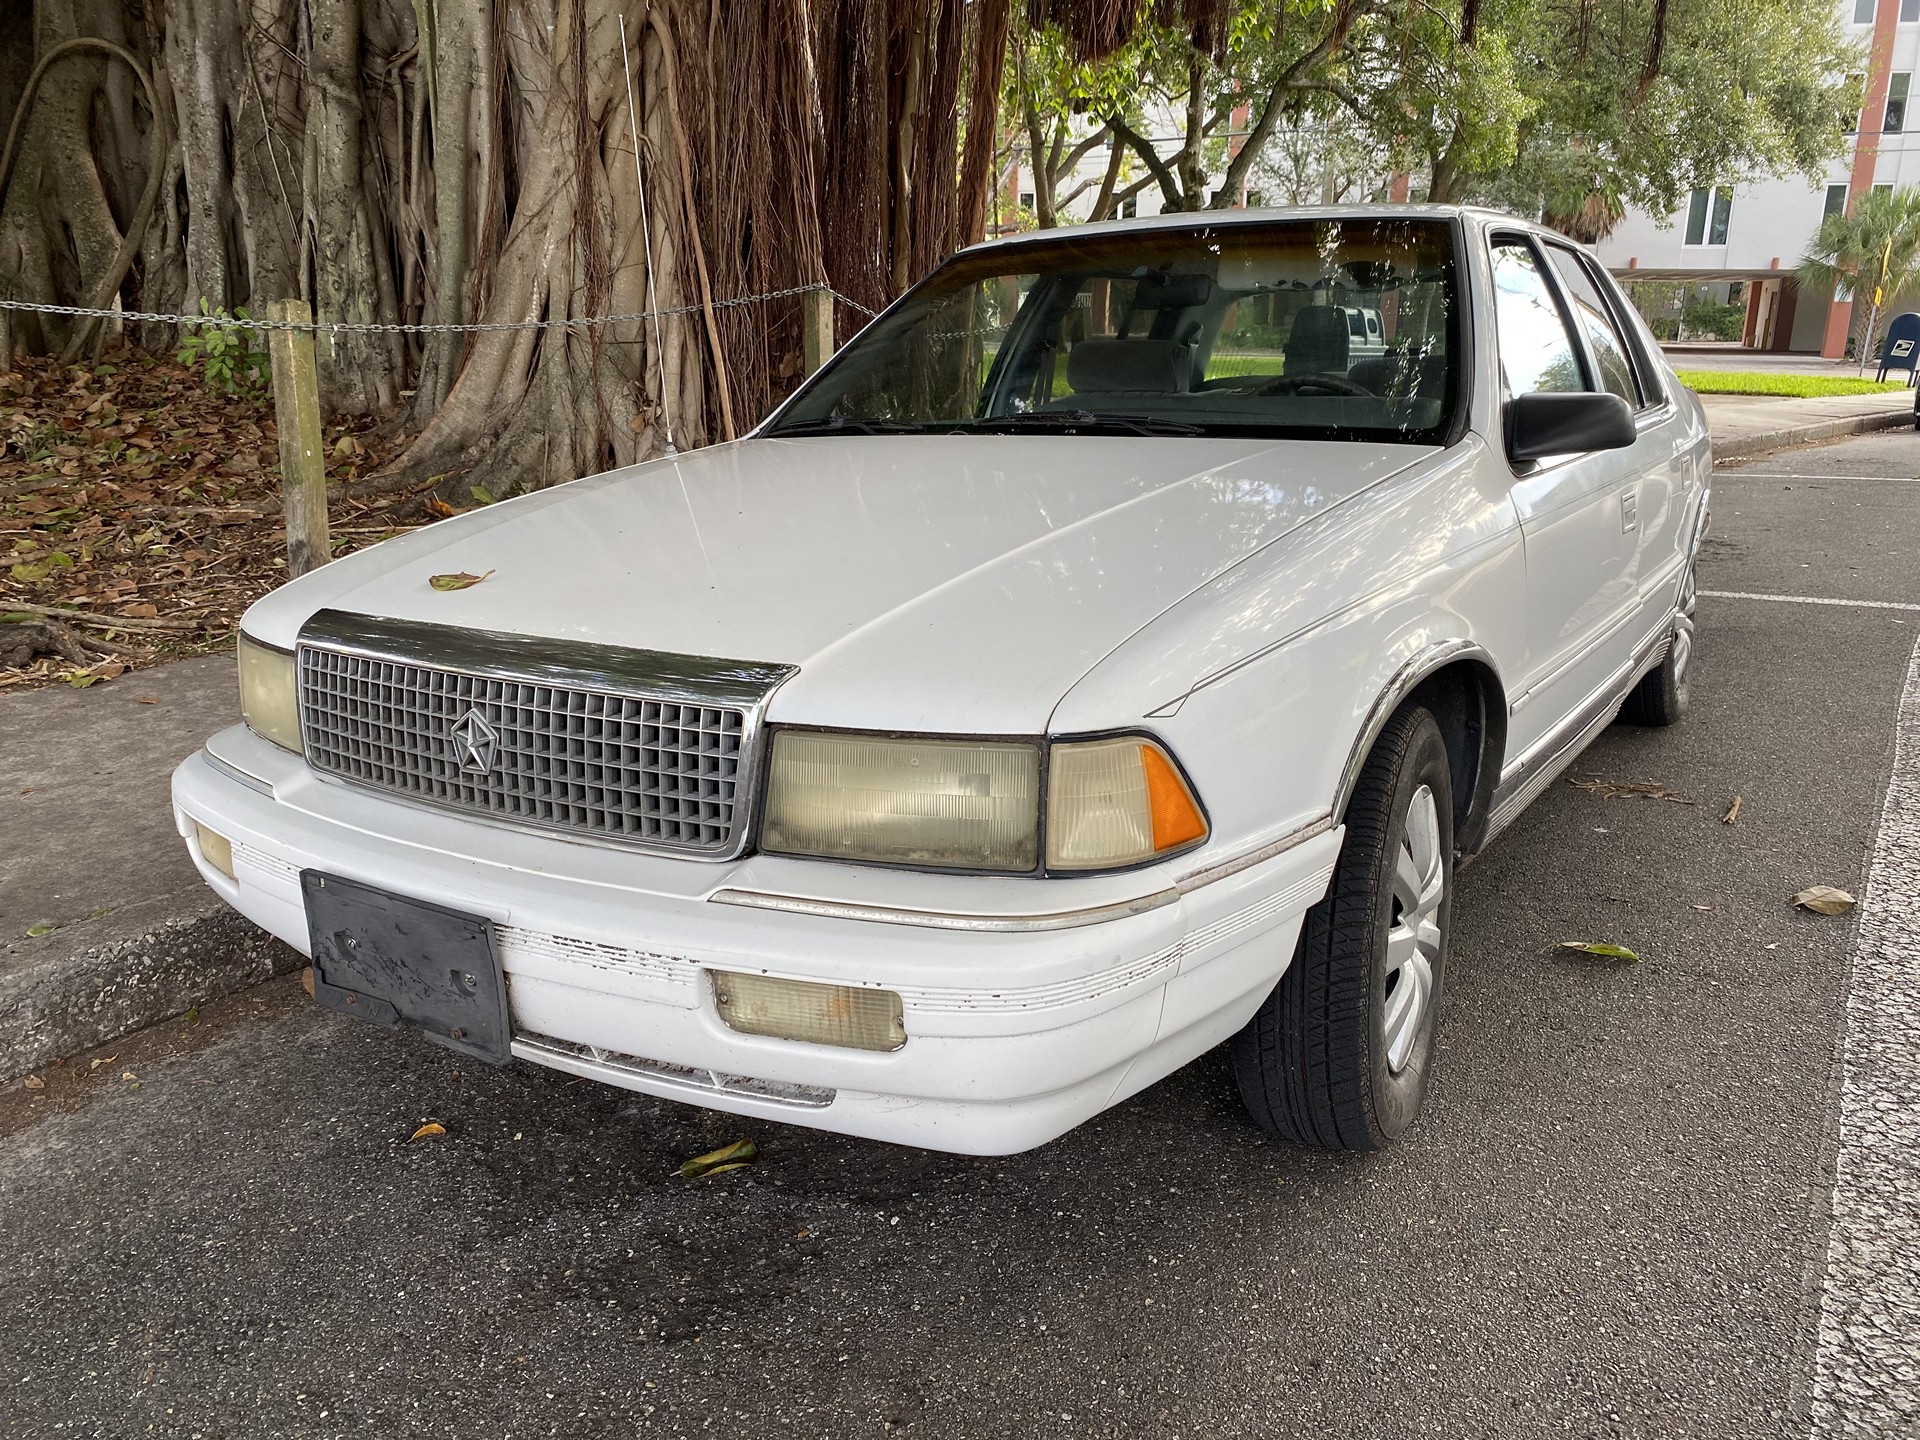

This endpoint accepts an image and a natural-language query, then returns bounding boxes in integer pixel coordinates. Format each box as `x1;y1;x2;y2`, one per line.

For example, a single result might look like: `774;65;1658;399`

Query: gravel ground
3;431;1919;1440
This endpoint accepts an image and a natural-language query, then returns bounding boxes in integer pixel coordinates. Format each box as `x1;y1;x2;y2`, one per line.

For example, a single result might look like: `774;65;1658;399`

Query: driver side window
1490;242;1587;397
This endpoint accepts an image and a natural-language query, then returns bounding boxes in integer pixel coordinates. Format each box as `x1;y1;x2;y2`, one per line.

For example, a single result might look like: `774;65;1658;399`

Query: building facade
1595;0;1920;357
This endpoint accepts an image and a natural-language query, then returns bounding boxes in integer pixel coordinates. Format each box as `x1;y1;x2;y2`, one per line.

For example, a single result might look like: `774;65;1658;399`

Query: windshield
767;217;1460;444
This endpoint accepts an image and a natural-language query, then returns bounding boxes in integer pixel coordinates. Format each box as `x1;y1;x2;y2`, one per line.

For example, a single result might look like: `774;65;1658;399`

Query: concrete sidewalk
1698;388;1914;459
0;657;296;1082
0;388;1913;1082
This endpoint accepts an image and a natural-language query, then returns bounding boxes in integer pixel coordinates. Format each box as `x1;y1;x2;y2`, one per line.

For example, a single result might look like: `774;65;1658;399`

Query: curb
1711;406;1913;461
0;904;301;1085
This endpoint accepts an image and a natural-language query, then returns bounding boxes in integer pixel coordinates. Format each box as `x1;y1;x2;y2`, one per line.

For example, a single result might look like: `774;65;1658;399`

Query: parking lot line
1808;634;1920;1438
1712;480;1920;491
1700;590;1920;613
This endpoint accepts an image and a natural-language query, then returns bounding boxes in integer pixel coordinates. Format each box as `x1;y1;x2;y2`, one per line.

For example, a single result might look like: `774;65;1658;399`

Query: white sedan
173;205;1708;1155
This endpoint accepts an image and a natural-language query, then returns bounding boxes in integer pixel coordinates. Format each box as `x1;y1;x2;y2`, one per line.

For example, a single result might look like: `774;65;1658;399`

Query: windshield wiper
966;410;1205;437
769;416;938;436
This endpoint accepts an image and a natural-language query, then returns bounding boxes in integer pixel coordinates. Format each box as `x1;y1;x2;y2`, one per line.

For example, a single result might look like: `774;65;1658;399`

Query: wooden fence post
264;299;329;577
802;287;835;376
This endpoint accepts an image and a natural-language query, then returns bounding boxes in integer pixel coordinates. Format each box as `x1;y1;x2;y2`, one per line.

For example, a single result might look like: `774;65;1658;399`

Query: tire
1619;562;1696;727
1231;703;1454;1151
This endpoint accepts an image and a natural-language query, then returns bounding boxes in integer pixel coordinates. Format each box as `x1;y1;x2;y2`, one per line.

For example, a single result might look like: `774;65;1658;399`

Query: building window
1684;186;1734;245
1846;72;1866;132
1888;74;1912;132
1120;196;1138;219
1856;0;1877;22
1876;182;1896;197
1018;191;1035;209
1827;183;1851;217
1904;0;1918;21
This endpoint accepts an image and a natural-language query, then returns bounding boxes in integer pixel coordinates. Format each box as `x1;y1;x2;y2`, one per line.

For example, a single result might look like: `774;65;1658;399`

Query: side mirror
1506;391;1636;463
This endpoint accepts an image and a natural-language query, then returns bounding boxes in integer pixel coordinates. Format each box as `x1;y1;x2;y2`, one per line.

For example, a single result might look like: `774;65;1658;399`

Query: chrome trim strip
296;609;797;863
300;609;796;709
1175;814;1335;893
708;813;1340;932
708;884;1181;932
1483;618;1672;843
1334;639;1500;822
203;748;274;797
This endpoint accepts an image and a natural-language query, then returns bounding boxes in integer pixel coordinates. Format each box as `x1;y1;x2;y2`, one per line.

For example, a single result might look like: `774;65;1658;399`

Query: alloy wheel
1383;783;1444;1075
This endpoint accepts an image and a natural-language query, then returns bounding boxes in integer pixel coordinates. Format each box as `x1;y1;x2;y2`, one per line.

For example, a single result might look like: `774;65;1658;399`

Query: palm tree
1798;186;1920;368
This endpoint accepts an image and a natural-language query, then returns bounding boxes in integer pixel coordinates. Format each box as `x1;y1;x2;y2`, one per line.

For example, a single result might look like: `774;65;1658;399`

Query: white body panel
172;206;1710;1154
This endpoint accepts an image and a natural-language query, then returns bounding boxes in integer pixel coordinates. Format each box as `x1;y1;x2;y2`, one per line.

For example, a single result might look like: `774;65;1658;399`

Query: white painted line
1715;472;1920;483
1809;633;1920;1437
1700;590;1920;613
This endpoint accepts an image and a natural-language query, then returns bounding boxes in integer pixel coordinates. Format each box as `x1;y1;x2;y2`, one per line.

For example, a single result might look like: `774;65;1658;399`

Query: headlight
1046;736;1208;871
762;731;1041;871
760;729;1208;874
238;633;301;752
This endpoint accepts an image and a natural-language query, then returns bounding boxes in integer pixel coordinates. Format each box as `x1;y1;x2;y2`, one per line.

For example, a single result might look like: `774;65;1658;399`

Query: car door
1488;234;1645;759
1542;242;1693;644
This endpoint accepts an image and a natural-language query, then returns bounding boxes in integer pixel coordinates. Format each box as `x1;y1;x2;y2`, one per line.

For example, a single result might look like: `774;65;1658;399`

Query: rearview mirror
1506;391;1636;463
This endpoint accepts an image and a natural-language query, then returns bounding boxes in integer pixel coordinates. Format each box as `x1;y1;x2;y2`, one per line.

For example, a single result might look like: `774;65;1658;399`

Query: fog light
194;822;235;879
710;970;905;1052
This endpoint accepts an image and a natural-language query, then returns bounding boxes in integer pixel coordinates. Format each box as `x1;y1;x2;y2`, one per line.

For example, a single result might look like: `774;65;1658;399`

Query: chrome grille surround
296;609;795;859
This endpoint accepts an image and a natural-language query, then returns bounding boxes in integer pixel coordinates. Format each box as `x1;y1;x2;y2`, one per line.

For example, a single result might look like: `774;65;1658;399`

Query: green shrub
176;301;270;395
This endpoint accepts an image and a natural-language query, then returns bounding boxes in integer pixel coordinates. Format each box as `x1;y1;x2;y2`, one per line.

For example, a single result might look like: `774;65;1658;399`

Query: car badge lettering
449;708;499;776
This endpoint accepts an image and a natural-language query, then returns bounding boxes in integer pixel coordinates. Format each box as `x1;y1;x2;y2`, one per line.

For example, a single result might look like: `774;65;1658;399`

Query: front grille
298;646;748;852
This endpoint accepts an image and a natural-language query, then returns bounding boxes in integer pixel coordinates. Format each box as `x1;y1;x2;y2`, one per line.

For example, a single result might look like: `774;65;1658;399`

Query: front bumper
172;726;1339;1154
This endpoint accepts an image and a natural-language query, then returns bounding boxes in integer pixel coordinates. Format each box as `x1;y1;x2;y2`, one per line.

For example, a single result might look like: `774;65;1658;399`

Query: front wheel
1231;703;1454;1151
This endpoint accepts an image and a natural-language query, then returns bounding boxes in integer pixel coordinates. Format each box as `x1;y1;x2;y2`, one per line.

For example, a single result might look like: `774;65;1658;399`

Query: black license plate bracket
301;871;510;1065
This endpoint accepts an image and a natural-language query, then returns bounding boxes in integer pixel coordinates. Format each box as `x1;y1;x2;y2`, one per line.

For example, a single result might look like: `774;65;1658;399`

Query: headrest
1135;273;1213;310
1288;306;1349;343
1067;338;1191;394
1285;305;1350;372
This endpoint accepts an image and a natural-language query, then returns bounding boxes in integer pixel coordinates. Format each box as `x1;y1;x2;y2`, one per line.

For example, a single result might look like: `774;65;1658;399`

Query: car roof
955;203;1534;259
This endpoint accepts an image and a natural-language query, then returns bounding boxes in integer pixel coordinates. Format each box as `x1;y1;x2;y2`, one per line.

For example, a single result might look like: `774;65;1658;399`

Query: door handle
1621;487;1639;534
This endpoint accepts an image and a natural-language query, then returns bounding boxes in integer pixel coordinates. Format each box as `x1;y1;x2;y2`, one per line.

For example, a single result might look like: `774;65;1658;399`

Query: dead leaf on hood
428;569;493;591
409;1121;448;1142
679;1137;759;1179
1793;885;1856;916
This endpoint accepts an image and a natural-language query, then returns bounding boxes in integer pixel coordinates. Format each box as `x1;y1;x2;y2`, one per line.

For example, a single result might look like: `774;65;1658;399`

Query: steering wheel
1257;372;1373;397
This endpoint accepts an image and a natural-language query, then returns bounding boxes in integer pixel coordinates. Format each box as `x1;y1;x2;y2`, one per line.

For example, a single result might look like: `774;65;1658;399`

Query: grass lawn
1673;368;1912;398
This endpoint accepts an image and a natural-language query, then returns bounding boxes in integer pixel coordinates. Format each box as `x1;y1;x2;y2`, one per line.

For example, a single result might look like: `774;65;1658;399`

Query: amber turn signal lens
1142;744;1208;851
193;822;235;879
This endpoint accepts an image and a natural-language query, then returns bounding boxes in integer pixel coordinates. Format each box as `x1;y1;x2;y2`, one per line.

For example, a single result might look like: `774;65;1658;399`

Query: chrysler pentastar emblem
448;707;499;776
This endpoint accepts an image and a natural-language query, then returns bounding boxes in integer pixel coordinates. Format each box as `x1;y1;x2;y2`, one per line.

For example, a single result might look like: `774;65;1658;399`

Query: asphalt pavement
5;431;1920;1439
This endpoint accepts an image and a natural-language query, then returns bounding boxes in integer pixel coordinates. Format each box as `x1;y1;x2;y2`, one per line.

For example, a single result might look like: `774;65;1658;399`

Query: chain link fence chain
0;283;880;334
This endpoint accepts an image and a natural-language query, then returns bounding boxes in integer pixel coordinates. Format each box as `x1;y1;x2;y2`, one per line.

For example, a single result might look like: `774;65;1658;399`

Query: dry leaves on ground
1568;778;1694;804
679;1138;759;1179
1793;885;1857;916
1;348;431;690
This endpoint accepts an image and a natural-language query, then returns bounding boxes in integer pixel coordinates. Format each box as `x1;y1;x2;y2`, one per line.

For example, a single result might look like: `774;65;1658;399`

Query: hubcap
1384;784;1444;1075
1672;564;1697;691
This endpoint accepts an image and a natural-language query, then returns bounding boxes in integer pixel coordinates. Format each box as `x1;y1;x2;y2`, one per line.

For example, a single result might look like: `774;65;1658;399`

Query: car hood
244;435;1436;733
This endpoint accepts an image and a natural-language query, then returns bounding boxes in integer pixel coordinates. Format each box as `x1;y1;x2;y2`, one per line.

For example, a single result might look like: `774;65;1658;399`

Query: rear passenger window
1490;242;1585;396
1546;247;1642;406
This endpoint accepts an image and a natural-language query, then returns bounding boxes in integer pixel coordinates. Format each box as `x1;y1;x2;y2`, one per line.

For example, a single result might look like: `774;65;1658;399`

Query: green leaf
678;1138;759;1179
1557;941;1640;962
25;921;59;938
468;485;496;506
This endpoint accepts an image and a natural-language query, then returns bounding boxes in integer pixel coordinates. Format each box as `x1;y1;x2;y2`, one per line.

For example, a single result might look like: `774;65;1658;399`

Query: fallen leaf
185;1008;201;1025
1722;795;1742;824
422;495;456;520
410;1121;447;1141
133;696;159;704
1793;885;1856;916
120;1071;137;1082
1568;779;1694;804
1557;941;1641;962
23;1075;45;1091
428;569;494;591
300;966;315;998
679;1137;759;1179
25;921;58;937
89;1055;117;1069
